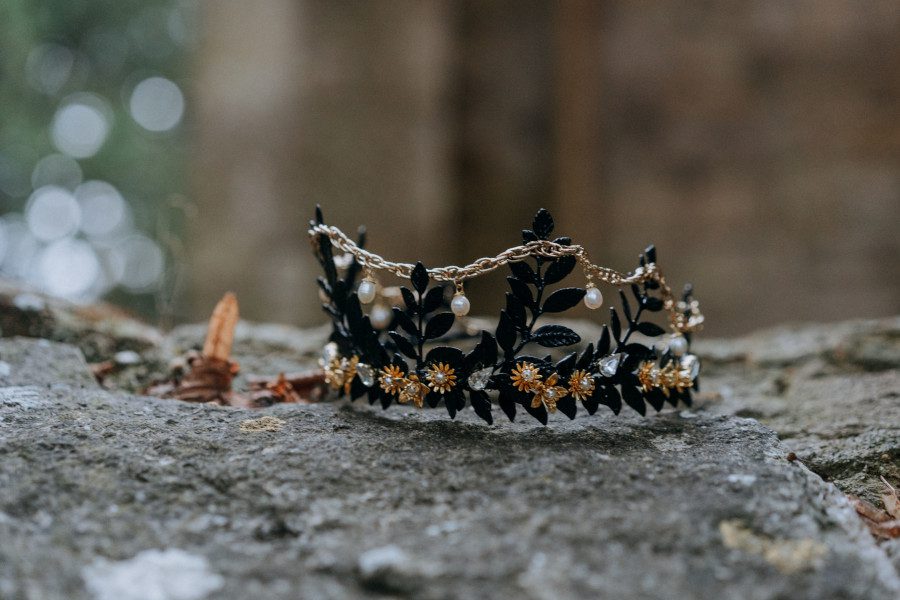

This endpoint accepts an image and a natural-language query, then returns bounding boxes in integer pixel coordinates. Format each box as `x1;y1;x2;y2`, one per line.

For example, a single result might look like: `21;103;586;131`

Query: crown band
309;206;704;425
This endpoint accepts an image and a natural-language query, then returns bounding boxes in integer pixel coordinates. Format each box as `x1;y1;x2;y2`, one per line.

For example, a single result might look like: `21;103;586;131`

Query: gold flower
637;361;658;393
425;362;457;394
398;374;427;408
568;369;595;402
510;361;541;392
342;355;359;395
531;373;568;413
324;358;345;391
379;365;405;395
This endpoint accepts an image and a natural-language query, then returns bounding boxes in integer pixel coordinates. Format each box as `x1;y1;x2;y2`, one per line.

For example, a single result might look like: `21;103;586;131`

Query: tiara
308;206;704;425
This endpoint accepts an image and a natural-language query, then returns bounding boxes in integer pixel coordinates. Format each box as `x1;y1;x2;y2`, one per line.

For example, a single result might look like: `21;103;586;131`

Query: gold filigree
568;370;595;402
425;362;457;394
637;361;694;396
510;361;542;392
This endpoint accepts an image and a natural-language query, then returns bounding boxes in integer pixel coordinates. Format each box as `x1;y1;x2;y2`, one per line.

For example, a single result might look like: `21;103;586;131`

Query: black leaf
610;308;622;342
555;352;577;377
524;402;549;425
642;297;664;312
422;286;445;314
400;287;418;314
532;208;554;239
509;261;535;284
498;388;517;421
631;284;642;305
645;245;657;264
469;390;493;425
543;255;576;285
521;229;539;243
506;293;527;328
496;311;517;353
636;322;666;337
424;346;464;365
622;343;653;359
619;290;632;323
647;389;667;412
556;397;577;420
542;287;586;313
682;389;693;407
426;391;441;409
506;276;534;307
479;331;498;366
393;308;418;337
582;395;599;415
621;385;646;416
424;312;455;339
598;385;621;415
445;391;460;418
553;236;572;245
388;331;418;360
314;205;324;224
576;343;594;369
597;326;610;355
530;324;580;348
411;262;429;294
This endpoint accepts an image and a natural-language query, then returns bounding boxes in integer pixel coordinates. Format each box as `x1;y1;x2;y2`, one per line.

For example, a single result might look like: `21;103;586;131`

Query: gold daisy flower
379;365;405;395
568;369;595;402
398;374;427;408
510;361;541;392
324;358;345;391
530;373;568;413
425;362;457;394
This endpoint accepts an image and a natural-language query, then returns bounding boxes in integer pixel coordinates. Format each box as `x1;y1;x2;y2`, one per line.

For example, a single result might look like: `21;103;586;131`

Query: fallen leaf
203;292;239;361
881;476;899;519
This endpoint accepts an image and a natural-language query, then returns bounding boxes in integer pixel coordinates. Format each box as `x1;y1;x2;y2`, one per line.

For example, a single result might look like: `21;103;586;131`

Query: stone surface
0;298;899;599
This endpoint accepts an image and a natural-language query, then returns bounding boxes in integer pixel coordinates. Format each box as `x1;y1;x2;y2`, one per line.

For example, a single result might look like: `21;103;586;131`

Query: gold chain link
309;223;685;329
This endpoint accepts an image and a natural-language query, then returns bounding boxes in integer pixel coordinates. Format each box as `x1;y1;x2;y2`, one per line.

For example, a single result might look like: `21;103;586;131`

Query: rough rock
0;332;899;599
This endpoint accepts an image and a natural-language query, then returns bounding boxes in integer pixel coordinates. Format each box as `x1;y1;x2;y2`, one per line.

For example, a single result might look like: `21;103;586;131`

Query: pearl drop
370;304;392;329
669;335;688;357
584;286;603;309
358;279;377;304
451;294;470;316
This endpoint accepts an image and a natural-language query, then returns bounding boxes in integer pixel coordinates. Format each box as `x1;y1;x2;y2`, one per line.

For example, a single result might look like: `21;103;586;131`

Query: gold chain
309;223;688;330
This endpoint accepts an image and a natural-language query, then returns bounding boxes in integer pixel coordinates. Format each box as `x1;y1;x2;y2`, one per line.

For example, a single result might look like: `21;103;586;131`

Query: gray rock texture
0;298;898;599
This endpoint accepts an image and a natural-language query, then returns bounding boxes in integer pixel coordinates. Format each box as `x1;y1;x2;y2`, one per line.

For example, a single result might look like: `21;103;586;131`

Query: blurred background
0;0;897;337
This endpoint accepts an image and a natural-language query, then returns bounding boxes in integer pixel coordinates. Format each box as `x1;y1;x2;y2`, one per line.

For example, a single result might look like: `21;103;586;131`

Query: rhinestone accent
468;367;492;391
598;353;622;378
357;363;375;387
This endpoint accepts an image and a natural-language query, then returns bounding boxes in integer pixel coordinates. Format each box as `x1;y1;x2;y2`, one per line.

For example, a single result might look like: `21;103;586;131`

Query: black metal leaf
543;255;576;285
621;385;646;416
411;262;429;294
524;402;549;425
647;389;667;412
610;308;622;342
314;204;324;224
642;296;664;312
532;208;554;239
521;229;538;243
505;293;527;328
422;286;445;315
479;331;498;366
509;261;535;284
445;390;461;418
682;389;693;407
498;388;517;421
424;345;464;365
636;322;666;337
619;290;633;323
424;312;455;340
507;276;534;307
576;343;594;370
530;324;580;348
400;287;418;314
622;343;653;359
542;287;586;313
388;331;418;360
496;310;517;353
393;308;418;337
596;326;610;355
553;236;572;245
598;385;622;415
556;397;577;420
555;352;577;377
645;245;657;264
582;394;599;415
469;390;493;424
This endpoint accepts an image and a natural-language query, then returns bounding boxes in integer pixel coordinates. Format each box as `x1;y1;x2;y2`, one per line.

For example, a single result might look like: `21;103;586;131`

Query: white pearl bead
451;294;470;316
584;286;603;309
370;304;392;329
669;335;688;357
358;279;377;304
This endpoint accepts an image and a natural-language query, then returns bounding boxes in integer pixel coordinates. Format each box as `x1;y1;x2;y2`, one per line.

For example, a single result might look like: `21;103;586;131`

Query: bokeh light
31;153;83;190
129;77;184;132
25;186;81;242
51;94;112;158
75;180;130;239
37;238;100;298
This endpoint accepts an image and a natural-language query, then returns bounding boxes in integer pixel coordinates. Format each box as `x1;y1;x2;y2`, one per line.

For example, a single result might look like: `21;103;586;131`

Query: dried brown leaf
881;476;900;519
203;292;239;361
